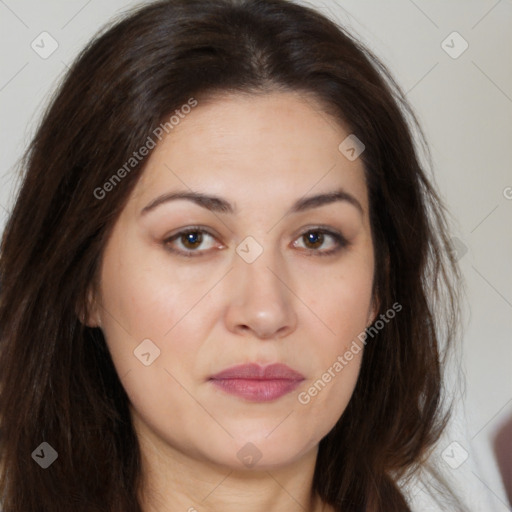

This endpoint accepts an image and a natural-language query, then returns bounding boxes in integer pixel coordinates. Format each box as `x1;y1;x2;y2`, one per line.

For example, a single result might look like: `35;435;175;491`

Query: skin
86;90;378;512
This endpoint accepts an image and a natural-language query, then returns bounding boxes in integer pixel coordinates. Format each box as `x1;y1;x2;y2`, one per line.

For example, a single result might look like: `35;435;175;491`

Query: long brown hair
0;0;463;510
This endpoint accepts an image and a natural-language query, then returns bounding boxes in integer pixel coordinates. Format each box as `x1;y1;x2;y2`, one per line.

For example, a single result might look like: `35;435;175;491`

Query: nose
223;246;298;340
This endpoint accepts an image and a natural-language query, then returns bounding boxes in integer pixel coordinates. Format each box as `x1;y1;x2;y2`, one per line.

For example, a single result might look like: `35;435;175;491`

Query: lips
209;363;305;402
210;363;305;381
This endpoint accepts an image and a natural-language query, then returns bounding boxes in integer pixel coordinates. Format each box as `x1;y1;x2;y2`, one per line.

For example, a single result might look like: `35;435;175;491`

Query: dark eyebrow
140;187;364;217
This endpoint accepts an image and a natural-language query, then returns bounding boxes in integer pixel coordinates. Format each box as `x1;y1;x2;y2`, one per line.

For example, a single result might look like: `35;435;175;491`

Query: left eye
163;227;347;257
292;228;348;256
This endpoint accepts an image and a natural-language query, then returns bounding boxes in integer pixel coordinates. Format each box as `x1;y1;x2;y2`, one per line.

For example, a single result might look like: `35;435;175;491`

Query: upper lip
210;363;305;381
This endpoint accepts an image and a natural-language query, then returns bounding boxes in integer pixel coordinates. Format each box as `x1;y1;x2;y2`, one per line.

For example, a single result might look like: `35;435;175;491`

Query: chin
201;430;316;471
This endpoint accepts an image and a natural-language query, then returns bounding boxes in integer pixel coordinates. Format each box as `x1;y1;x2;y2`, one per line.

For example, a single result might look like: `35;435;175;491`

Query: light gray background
0;1;511;510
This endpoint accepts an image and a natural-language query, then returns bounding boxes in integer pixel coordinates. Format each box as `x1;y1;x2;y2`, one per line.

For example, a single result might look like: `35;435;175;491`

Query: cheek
97;241;221;396
293;256;373;424
294;292;366;440
96;253;210;440
305;260;374;347
99;236;211;342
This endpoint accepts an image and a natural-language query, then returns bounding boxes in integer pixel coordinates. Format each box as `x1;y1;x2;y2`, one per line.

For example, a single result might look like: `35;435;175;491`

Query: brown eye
163;227;218;257
293;228;348;256
303;231;324;249
180;231;203;249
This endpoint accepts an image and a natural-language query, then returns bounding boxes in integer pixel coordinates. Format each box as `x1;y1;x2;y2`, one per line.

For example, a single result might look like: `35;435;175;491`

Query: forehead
130;91;369;216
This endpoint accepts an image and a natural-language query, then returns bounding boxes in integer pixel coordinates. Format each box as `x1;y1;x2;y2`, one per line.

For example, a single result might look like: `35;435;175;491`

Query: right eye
162;227;221;257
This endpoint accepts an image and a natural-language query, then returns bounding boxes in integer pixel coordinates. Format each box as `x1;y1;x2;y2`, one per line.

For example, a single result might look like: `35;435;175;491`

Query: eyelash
162;226;349;258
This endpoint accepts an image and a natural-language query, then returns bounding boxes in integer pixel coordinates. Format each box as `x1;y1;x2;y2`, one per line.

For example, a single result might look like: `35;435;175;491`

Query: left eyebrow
291;189;364;217
140;187;364;217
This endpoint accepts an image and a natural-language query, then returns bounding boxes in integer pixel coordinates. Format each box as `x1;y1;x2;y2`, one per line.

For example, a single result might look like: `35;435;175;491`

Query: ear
77;283;102;328
366;251;388;327
367;295;380;327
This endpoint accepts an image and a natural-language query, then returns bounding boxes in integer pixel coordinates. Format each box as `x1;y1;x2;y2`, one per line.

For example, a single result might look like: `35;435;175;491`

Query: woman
0;0;464;510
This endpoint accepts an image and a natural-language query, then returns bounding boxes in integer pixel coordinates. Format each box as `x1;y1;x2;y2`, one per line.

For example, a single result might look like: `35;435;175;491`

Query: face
87;91;377;471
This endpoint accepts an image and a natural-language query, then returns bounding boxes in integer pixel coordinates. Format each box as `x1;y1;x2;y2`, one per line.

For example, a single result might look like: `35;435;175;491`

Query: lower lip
210;378;303;402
